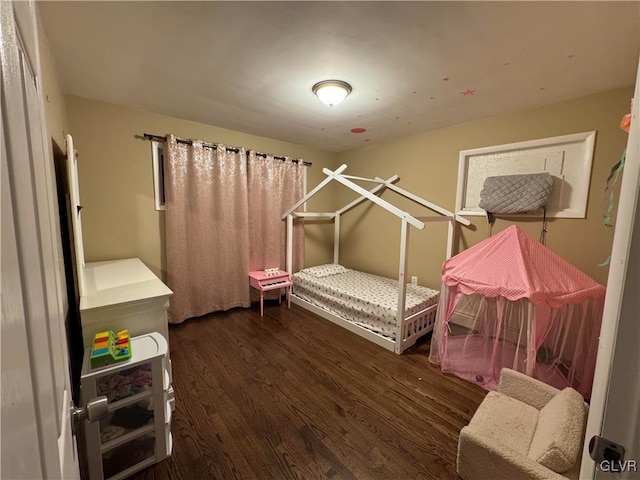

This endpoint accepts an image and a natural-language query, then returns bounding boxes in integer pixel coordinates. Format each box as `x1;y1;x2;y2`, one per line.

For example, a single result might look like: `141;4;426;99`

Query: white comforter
292;269;439;339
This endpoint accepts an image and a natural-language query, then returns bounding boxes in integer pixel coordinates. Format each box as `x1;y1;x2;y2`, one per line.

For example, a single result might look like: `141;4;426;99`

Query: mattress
292;269;439;339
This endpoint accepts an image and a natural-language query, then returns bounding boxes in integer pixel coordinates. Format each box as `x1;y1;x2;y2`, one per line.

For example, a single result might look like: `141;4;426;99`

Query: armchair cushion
527;387;585;473
467;391;539;456
498;368;560;410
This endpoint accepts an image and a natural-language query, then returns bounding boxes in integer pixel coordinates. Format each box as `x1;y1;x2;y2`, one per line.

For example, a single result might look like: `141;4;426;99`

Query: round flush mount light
312;80;352;107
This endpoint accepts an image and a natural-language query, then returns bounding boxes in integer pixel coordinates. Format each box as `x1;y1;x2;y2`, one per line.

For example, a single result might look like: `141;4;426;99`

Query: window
455;131;596;219
151;141;165;211
151;140;309;212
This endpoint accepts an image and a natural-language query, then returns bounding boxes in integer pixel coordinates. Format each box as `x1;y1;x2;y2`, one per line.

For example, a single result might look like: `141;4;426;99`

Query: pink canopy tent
429;225;605;397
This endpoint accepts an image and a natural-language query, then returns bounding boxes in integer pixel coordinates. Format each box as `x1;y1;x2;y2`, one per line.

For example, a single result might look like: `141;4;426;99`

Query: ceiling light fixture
312;80;352;107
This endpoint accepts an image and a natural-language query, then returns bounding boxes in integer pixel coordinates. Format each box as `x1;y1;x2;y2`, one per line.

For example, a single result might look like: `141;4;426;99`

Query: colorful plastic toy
90;329;132;368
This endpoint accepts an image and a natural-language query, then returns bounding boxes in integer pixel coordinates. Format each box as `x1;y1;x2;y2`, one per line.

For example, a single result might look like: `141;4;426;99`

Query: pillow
479;172;553;215
527;387;585;473
300;264;349;278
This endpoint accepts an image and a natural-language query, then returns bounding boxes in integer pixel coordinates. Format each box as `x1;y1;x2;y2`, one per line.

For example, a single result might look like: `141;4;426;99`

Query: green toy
90;329;132;369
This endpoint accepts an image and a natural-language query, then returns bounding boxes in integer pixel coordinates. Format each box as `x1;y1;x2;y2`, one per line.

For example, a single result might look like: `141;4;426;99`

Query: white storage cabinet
81;333;174;480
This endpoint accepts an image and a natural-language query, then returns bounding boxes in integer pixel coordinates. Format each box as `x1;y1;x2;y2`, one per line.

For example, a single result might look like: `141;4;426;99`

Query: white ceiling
38;1;640;152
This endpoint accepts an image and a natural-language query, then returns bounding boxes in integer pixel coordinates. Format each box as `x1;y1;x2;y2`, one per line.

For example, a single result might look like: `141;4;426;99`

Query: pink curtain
247;151;305;276
164;135;250;324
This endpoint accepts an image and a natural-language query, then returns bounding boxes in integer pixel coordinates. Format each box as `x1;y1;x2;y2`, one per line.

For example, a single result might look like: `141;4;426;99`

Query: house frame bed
282;164;470;354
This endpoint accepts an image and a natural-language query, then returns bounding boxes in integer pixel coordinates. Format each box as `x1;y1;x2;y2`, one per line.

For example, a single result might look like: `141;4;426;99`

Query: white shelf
82;333;168;377
106;455;158;480
82;332;173;480
107;389;153;412
101;424;155;454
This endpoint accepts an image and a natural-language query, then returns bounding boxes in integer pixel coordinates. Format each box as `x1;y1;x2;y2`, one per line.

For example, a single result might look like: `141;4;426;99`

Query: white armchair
457;368;588;480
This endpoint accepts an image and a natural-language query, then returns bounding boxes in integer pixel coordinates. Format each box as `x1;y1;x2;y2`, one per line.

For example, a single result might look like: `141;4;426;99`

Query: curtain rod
138;133;311;166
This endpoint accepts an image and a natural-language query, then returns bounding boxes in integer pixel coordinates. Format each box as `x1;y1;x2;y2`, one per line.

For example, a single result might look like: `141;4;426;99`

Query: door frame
1;1;80;478
581;55;640;478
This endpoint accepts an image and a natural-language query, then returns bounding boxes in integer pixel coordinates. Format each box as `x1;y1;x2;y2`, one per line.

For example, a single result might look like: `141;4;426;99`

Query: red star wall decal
461;89;475;96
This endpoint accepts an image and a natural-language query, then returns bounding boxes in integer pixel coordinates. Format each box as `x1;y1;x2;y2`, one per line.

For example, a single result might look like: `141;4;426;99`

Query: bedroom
2;1;639;479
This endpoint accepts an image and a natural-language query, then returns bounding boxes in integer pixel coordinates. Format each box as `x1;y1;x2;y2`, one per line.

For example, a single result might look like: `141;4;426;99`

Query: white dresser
80;258;173;349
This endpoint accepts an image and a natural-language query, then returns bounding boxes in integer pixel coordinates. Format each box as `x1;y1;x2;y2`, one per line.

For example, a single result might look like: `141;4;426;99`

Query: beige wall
66;96;336;279
66;87;631;286
334;87;633;287
37;12;71;315
37;14;68;151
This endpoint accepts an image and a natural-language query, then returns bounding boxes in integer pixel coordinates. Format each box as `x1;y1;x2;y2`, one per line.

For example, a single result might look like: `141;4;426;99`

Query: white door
1;1;80;478
581;55;640;478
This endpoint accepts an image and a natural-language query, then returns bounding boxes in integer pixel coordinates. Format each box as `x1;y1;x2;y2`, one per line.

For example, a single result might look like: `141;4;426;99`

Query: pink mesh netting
429;226;605;398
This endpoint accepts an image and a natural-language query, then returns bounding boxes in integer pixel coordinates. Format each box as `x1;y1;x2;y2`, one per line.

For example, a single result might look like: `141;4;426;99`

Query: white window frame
151;140;165;211
151;140;309;212
455;131;596;219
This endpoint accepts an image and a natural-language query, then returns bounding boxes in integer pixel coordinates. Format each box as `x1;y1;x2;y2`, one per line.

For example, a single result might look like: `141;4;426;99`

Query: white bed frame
282;164;470;354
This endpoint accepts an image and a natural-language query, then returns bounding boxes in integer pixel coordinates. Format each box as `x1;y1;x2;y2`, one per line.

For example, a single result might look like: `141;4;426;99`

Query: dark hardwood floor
132;302;486;480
